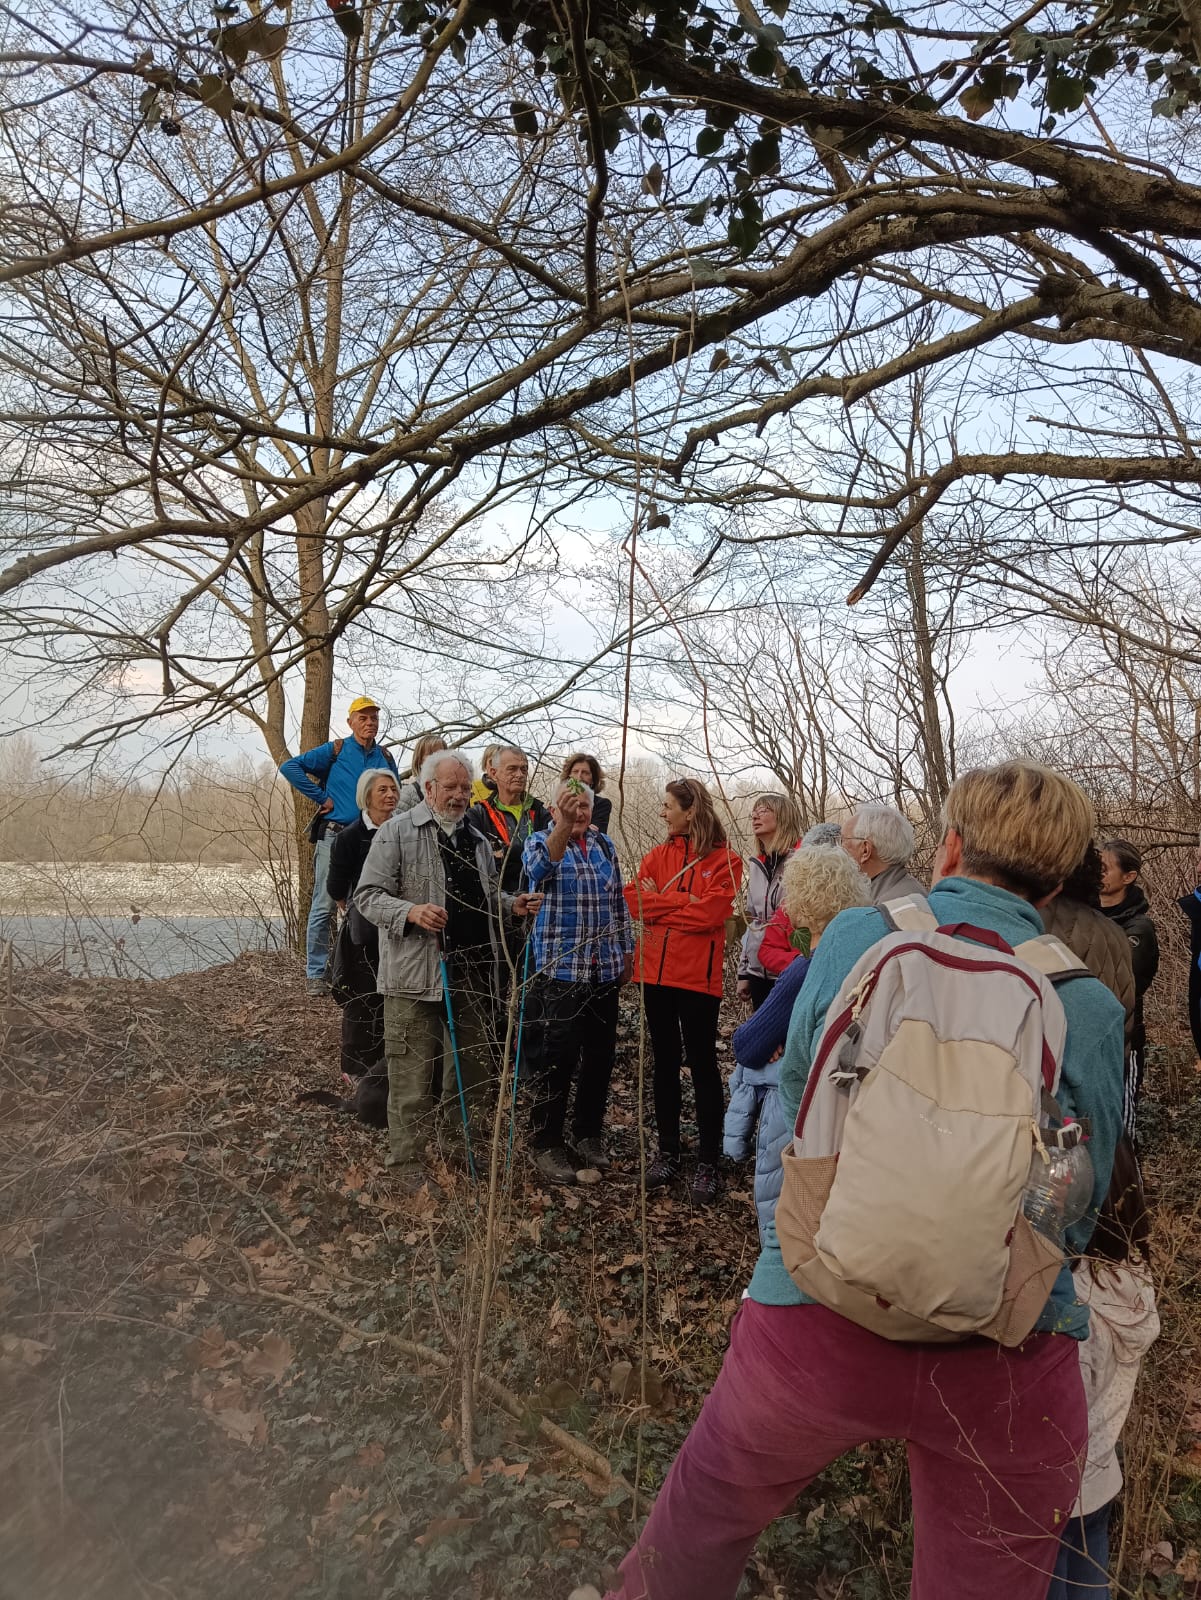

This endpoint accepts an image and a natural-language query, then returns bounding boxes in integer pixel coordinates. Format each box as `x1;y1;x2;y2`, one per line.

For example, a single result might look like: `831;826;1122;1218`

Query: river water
0;863;290;979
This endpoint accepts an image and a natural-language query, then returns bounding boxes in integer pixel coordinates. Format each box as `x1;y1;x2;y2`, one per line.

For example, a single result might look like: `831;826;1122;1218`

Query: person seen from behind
723;846;869;1245
736;792;805;1010
601;759;1125;1600
1178;838;1201;1062
278;696;398;994
560;752;613;833
1046;1136;1158;1600
837;800;925;902
521;779;633;1185
625;778;743;1206
395;732;447;814
1100;838;1159;1129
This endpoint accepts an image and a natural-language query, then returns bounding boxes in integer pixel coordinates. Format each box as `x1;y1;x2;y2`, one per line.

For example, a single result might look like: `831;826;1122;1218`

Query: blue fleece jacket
278;738;397;826
746;877;1126;1339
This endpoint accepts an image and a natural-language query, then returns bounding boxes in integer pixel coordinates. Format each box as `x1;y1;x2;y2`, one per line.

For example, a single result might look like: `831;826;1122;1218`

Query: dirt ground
1;953;1199;1600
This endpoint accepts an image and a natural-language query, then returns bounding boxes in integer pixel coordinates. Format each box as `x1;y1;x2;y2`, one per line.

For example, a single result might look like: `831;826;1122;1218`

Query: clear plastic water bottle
1022;1123;1094;1244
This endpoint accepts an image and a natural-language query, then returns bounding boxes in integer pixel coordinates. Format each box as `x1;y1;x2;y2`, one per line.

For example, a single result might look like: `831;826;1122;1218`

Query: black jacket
465;793;550;894
326;817;380;961
1179;889;1201;1059
591;793;612;834
1103;884;1159;1039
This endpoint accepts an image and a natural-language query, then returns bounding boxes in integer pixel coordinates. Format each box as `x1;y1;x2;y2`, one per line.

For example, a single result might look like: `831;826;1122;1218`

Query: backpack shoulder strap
1014;934;1092;986
312;736;344;785
593;828;617;867
878;895;938;934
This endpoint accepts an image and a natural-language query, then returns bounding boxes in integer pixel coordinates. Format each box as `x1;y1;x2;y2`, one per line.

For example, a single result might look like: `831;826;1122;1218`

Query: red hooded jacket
624;836;743;997
758;904;801;976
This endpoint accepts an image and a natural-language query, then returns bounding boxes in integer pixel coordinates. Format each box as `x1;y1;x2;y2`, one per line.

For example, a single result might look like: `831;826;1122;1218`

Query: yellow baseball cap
347;695;380;716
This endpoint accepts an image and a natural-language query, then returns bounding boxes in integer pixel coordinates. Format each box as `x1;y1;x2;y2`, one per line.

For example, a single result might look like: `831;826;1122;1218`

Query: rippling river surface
0;863;291;978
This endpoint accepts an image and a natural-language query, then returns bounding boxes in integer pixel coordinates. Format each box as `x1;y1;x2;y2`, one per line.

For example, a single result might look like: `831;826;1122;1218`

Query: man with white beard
355;752;541;1194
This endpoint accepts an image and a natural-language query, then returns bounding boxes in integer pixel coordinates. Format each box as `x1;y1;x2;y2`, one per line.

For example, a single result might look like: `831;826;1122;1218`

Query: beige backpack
775;896;1091;1347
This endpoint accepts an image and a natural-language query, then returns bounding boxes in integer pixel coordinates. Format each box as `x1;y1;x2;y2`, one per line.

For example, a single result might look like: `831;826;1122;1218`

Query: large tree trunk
292;497;335;952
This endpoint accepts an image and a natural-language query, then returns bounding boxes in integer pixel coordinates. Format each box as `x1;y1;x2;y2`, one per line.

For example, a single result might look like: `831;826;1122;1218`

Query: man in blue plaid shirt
521;779;633;1185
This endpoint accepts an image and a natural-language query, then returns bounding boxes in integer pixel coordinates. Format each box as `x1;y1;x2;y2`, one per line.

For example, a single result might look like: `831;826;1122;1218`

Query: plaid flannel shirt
522;826;633;983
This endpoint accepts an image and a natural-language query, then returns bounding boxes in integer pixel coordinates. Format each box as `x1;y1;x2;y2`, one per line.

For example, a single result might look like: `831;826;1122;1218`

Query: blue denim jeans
1047;1502;1111;1600
306;833;335;979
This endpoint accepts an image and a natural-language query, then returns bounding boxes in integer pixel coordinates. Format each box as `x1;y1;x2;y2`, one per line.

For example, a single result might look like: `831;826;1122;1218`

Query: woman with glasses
625;778;743;1205
737;792;805;1010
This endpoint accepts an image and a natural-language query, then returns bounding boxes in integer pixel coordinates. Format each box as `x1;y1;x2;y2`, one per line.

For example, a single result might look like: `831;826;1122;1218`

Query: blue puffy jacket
723;956;811;1247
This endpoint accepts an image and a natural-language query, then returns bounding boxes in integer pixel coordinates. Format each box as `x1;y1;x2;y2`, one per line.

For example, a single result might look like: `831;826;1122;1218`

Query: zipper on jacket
649;836;688;987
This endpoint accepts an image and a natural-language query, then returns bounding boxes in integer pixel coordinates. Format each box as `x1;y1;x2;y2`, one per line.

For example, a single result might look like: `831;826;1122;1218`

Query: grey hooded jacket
354;801;514;1001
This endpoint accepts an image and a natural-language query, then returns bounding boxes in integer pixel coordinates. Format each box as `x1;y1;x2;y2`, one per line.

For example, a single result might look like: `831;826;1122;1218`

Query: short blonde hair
782;845;871;938
752;792;805;854
942;761;1095;900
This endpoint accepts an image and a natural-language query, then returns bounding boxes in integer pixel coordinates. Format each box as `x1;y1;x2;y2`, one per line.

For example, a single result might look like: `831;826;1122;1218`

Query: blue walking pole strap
436;933;477;1180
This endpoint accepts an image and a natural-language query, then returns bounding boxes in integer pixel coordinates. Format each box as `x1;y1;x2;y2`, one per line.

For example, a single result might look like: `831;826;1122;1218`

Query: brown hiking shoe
533;1146;578;1186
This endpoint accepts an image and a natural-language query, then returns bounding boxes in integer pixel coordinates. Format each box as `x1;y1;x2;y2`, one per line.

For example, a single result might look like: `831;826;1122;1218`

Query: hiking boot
393;1165;443;1199
533;1146;578;1186
572;1136;611;1171
643;1153;681;1190
690;1161;721;1206
306;976;330;997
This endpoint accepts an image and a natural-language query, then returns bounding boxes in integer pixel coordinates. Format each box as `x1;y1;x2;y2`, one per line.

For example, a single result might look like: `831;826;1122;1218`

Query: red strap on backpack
936;922;1013;955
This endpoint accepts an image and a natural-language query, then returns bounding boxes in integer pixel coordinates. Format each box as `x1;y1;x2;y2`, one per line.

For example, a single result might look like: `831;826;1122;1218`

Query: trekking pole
436;930;477;1180
506;933;533;1173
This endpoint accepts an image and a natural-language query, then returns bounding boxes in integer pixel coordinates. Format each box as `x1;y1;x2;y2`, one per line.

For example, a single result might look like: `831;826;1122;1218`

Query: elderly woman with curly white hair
723;846;870;1246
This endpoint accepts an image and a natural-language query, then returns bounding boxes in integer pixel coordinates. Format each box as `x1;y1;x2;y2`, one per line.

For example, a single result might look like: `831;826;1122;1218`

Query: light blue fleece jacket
746;877;1126;1339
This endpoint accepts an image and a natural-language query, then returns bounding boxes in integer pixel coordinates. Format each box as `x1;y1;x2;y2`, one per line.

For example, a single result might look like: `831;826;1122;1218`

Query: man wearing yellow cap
280;697;399;995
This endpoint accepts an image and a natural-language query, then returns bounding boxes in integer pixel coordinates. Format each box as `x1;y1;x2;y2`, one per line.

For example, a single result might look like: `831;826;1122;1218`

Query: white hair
782;845;872;934
420;751;471;788
356;768;397;809
552;779;594;809
493;745;527;765
851;802;915;865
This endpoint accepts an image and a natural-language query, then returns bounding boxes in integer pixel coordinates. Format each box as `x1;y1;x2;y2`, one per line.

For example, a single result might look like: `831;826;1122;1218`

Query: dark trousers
746;975;774;1011
642;983;724;1162
340;993;384;1079
1047;1502;1111;1600
528;977;620;1148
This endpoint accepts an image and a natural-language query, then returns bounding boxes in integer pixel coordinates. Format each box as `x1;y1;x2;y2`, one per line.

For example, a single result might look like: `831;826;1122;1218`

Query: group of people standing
280;708;1181;1600
280;700;1164;1206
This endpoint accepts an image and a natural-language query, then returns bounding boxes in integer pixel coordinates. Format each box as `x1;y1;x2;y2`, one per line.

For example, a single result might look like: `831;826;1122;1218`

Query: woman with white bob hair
723;846;871;1246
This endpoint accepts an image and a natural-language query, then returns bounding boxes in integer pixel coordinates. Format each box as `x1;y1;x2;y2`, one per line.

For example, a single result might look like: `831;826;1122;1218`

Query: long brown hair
560;751;604;794
667;777;726;858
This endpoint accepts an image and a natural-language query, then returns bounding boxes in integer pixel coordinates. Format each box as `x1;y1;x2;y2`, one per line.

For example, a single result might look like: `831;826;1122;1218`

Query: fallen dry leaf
0;1335;53;1366
1144;1541;1175;1579
608;1360;664;1406
215;1523;266;1556
183;1324;240;1370
181;1234;215;1261
414;1515;480;1546
241;1332;294;1383
207;1405;268;1447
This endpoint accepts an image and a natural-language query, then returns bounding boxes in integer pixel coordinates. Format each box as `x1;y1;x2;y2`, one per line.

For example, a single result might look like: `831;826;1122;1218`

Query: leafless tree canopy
2;0;1201;845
